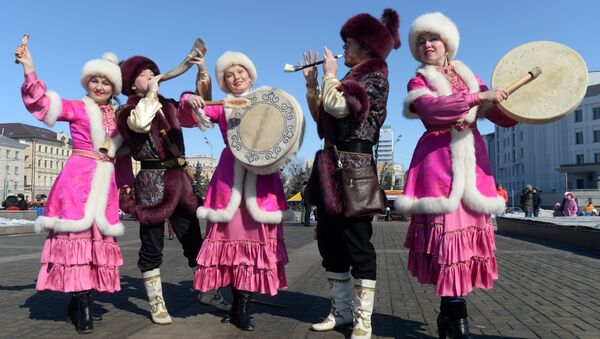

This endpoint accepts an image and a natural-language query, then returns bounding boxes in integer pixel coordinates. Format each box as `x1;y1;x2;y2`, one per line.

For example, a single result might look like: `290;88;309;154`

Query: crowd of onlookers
496;183;598;218
1;193;29;211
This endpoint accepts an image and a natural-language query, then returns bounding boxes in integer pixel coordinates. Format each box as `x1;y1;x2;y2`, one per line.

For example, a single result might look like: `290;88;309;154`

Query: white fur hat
214;51;257;93
80;52;122;96
408;12;460;63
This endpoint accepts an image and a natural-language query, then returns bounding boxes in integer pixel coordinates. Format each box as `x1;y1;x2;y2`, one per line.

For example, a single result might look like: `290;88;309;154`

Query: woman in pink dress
16;43;124;334
395;13;518;338
192;51;290;331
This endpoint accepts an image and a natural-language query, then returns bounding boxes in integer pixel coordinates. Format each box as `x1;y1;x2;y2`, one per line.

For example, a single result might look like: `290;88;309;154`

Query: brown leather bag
339;165;386;218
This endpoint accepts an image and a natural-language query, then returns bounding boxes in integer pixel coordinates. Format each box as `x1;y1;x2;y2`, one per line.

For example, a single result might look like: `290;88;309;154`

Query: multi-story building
0;123;71;201
493;71;600;204
187;154;217;178
377;125;394;162
0;134;28;201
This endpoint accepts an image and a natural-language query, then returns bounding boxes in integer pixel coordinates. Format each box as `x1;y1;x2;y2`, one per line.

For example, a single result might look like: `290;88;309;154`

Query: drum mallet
506;66;542;94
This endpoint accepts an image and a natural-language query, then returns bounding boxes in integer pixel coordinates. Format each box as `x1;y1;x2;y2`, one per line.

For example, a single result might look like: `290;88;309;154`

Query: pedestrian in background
520;185;534;217
563;192;578;216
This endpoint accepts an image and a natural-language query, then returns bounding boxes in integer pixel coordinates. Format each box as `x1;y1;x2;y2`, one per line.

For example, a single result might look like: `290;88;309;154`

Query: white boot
351;279;376;339
142;269;172;325
311;271;353;331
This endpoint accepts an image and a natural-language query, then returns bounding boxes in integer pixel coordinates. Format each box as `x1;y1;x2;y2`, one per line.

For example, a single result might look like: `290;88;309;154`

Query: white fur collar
403;60;481;123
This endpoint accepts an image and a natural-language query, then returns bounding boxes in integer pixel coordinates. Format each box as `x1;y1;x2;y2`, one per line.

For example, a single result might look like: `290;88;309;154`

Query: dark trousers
138;205;203;272
303;203;311;225
316;206;377;280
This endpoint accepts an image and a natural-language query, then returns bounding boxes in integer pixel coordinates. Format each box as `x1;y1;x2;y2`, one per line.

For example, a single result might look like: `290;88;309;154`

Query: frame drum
227;88;304;174
491;41;588;124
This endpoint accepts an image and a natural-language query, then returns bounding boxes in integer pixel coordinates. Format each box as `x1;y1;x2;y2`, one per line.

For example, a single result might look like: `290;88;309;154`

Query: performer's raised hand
478;88;509;105
15;44;34;74
189;47;207;74
148;74;163;94
301;50;319;86
187;94;205;113
322;47;337;77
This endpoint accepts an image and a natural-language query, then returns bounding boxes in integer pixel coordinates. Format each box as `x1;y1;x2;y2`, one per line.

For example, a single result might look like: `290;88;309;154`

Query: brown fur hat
340;8;401;59
119;56;161;96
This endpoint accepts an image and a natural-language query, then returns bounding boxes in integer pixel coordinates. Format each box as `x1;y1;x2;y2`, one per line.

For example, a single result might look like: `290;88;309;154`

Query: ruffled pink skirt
36;223;122;293
193;204;288;296
404;201;498;297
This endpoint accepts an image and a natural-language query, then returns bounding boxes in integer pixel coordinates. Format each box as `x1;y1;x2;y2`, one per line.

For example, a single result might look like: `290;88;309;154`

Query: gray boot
311;271;353;331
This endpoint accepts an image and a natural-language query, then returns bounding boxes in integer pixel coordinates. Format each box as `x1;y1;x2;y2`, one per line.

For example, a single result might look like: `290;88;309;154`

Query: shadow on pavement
496;231;600;259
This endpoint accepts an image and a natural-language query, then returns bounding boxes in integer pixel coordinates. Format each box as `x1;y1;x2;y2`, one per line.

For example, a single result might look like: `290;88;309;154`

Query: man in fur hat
116;55;229;325
298;8;400;339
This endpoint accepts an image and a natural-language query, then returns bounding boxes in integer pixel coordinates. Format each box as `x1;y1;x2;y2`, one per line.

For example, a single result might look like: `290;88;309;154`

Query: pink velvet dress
398;63;517;297
192;102;288;296
22;72;123;293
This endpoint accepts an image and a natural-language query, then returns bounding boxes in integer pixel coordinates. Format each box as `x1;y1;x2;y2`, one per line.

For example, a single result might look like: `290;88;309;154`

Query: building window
574;109;583;122
575;132;584;144
595;130;600;143
596;153;600;163
576;154;584;164
594;107;600;120
15;151;19;159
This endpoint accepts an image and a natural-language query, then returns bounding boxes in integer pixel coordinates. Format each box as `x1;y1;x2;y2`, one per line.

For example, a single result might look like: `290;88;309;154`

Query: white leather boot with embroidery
311;271;353;331
143;269;172;325
351;278;376;339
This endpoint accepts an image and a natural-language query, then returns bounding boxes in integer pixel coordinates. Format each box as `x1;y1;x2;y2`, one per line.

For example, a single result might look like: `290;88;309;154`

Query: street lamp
390;135;402;189
204;137;214;168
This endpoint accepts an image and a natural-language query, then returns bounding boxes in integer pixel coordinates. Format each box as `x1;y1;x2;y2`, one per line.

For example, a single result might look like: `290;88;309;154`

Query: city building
0;134;28;201
0;123;71;201
187;154;217;177
493;71;600;205
377;125;394;162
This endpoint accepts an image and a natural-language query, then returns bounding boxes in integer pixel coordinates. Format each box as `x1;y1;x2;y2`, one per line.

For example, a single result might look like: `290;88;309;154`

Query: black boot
445;300;471;339
74;291;94;334
221;286;237;324
437;299;449;339
67;295;76;323
231;289;254;331
67;293;102;324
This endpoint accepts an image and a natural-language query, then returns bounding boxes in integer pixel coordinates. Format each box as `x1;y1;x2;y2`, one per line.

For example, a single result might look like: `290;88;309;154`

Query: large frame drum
491;41;588;124
227;87;304;174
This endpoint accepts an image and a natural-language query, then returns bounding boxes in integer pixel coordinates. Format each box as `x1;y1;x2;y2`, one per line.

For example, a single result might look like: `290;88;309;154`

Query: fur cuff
403;88;433;119
317;150;343;215
45;91;62;127
338;79;370;121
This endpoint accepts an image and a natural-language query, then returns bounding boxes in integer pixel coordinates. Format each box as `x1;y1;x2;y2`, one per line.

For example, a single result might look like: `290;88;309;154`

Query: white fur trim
80;52;122;96
396;62;504;215
244;171;284;224
409;12;460;62
395;129;505;215
44;91;62;127
34;161;124;236
82;96;106;152
214;51;257;94
403;88;433;119
451;61;480;123
196;161;244;222
107;133;125;159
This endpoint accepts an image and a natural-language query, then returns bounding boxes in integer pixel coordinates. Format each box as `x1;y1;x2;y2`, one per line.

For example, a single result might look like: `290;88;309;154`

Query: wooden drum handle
506;66;542;94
